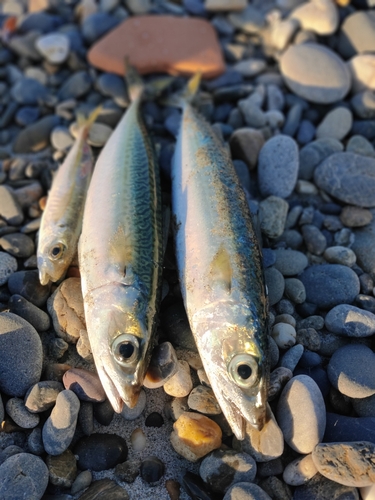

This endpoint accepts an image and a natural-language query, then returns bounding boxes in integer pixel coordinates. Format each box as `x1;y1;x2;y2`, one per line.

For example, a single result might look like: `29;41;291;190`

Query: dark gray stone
58;71;92;101
273;248;308;276
352;215;375;281
264;267;284;306
0;251;17;286
0;233;35;258
13;115;60;154
11;78;48;106
7;270;51;307
81;13;120;44
293;473;359;500
0;453;48;500
74;433;128;471
325;413;375;443
8;294;50;332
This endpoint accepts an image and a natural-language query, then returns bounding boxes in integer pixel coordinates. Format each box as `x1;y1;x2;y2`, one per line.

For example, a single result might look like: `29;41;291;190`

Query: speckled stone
259;196;289;239
340;206;373;227
0;453;49;500
188;385;221;415
46;449;77;488
5;397;39;429
316;107;353;141
25;381;63;413
325;304;375;337
0;252;17;286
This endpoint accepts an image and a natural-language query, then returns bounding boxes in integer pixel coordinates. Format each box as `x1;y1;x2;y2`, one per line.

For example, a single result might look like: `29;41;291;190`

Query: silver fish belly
171;101;269;440
79;92;163;412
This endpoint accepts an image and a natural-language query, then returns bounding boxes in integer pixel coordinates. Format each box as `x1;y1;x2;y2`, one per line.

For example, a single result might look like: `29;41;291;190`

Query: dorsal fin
209;245;232;293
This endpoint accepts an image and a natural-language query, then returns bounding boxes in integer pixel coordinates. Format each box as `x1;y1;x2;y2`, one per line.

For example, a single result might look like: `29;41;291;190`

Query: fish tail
124;57;144;102
77;105;103;138
162;72;201;108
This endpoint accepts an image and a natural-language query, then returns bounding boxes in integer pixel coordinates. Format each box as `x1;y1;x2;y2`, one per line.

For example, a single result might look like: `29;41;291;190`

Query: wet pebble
327;344;375;398
276;375;326;454
0;453;49;500
46;449;77;488
121;388;146;420
42;389;80;455
5;397;39;429
74;433;128;471
8;294;50;332
0;312;42;397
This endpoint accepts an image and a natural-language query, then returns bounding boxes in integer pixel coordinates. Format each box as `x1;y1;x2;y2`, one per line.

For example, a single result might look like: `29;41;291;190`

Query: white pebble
271;323;296;349
131;428;147;452
163;360;193;398
35;33;70;64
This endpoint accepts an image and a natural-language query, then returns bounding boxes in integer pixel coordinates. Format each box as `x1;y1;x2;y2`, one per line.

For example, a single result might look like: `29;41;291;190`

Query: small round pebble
71;470;92;495
259;196;289;239
0;453;49;500
131;428;147;452
164;360;193;398
316;107;353;141
35;33;70;64
276;375;326;454
145;411;164;428
273;248;308;276
140;456;165;484
188;385;221;415
323;246;356;267
5;398;39;429
271;323;296;349
283;454;318;486
340;206;373;228
284;278;306;304
327;344;375;398
74;433;128;471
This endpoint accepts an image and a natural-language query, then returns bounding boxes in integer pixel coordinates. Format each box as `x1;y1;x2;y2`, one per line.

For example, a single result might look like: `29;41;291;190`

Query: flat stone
46;449;77;488
283;454;318;486
78;478;129;500
47;277;85;343
258;135;298;198
299;264;360;309
0;252;17;286
63;368;106;403
314;152;375;208
293;473;360;500
325;413;375;443
338;11;375;59
0;186;24;226
88;16;225;78
0;453;49;500
290;0;339;35
280;44;350;104
74;433;128;471
327;344;375;399
35;33;70;64
0;312;42;397
5;397;39;429
170;412;222;462
316;107;353;141
0;233;35;258
276;375;326;454
347;54;375;94
42;389;80;455
259;196;289;239
312;441;375;487
273;248;308;276
325;304;375;337
13;115;60;154
323;246;356;267
340;206;373;227
25;381;64;413
199;449;257;494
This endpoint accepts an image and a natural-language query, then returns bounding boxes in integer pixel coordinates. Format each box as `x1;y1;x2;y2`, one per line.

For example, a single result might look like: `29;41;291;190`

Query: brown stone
170;412;222;462
340;206;373;228
229;127;265;170
87;16;225;79
63;368;106;403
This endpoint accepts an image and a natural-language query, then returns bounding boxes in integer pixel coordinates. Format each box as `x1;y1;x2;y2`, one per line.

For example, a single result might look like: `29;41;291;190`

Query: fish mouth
99;365;141;413
39;269;51;286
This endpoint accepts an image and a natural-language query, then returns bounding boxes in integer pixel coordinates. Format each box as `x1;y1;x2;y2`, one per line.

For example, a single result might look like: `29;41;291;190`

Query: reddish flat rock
87;15;225;79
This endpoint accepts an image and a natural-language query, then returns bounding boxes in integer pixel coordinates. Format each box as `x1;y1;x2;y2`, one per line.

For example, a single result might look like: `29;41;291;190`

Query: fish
37;106;102;286
78;64;163;412
171;74;269;440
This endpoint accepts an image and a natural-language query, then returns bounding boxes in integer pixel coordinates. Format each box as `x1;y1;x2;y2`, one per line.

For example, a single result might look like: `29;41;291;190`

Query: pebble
0;312;42;397
257;135;298;198
259;196;289;239
323;246;356;267
79;401;94;436
51;126;74;151
284;278;306;304
280;44;351;104
228;5;265;34
348;54;375;94
143;341;178;389
315;152;375;208
268;367;293;402
0;186;24;226
299;264;360;309
270;18;299;52
77;478;129;500
290;0;339;35
315;107;353;141
233;58;266;78
301;224;327;255
299;137;344;181
352;393;375;418
42;389;80;455
11;77;48;106
325;413;375;443
229;128;265;170
131;428;147;452
88;16;225;78
0;453;49;500
170;412;222;462
283;454;318;486
327;344;375;398
47;277;85;343
63;367;106;403
264;267;285;306
46;449;77;488
235;405;284;463
121;388;146;420
93;398;114;426
293;473;359;500
25;381;63;413
163;360;193;397
312;441;375;487
13;115;60;154
273;248;308;276
276;375;326;454
280;344;304;372
351;92;375;121
223;482;272;500
0;251;17;286
338;11;375;59
199;449;257;494
58;71;92;101
325;304;375;338
35;33;70;64
71;470;93;495
27;427;44;456
140;456;164;484
8;294;50;332
188;385;221;415
145;411;164;428
115;459;140;483
74;433;128;471
271;323;296;349
205;0;247;10
340;206;373;228
360;485;375;500
8;270;50;307
5;397;39;429
96;72;127;107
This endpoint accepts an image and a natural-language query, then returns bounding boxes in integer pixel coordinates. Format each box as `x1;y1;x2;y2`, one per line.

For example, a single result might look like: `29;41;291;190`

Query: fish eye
228;354;259;389
112;334;139;366
49;243;66;260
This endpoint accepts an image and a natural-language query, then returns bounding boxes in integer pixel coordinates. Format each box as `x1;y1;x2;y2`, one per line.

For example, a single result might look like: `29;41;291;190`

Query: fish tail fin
77;105;103;138
124;57;144;102
161;72;201;108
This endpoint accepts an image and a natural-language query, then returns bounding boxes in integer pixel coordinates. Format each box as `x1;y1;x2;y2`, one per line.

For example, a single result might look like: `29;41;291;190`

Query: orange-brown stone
87;16;225;79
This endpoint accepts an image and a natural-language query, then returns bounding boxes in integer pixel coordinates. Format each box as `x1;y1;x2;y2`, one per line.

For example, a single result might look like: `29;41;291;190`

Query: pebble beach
1;0;375;499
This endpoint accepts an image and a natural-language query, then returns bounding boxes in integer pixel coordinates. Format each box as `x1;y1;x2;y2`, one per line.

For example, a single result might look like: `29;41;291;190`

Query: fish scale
79;84;163;413
171;85;269;440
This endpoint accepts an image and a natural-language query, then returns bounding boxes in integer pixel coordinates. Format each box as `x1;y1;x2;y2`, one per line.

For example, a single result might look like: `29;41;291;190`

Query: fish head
86;284;151;413
195;315;269;440
37;234;72;285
